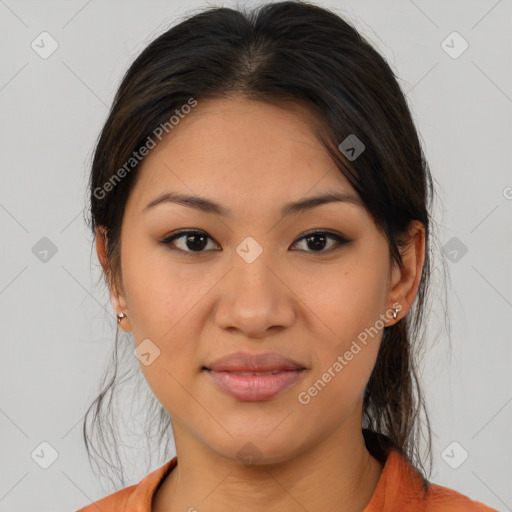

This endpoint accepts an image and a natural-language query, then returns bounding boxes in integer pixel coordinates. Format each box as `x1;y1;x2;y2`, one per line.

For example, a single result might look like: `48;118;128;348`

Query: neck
152;422;384;512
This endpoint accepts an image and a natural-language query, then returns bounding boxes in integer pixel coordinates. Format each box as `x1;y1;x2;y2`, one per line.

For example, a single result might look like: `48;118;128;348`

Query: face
98;97;418;465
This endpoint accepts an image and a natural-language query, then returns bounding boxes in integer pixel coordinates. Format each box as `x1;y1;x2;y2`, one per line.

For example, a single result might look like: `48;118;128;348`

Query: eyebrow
143;190;364;218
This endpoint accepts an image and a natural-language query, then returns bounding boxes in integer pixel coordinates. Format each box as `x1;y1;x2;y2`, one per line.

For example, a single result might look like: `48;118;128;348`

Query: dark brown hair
83;0;447;491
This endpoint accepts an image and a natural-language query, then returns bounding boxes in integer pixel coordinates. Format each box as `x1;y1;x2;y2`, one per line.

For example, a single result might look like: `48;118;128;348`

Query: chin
207;433;305;467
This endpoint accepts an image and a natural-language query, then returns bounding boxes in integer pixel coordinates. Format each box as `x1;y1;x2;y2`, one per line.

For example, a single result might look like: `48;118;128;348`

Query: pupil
187;234;207;251
306;234;326;251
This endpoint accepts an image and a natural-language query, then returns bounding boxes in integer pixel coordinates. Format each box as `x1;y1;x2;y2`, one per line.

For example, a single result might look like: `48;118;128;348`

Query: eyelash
159;229;351;257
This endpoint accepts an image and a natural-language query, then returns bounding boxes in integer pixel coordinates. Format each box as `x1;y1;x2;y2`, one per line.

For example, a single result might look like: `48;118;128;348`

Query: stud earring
117;312;127;324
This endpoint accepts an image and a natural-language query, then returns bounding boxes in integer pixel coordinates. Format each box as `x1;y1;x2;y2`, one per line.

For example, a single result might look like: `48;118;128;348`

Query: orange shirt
76;449;497;511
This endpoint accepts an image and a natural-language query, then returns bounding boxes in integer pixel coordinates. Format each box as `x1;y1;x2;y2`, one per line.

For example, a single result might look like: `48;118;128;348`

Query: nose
213;244;296;339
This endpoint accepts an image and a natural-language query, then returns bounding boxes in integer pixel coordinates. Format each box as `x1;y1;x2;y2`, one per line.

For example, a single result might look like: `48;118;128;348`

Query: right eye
160;229;220;256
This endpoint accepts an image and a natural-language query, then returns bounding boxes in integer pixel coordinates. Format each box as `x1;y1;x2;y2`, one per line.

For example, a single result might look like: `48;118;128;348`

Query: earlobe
388;220;426;321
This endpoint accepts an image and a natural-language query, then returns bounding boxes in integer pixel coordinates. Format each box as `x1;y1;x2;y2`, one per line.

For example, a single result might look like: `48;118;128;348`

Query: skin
96;96;425;511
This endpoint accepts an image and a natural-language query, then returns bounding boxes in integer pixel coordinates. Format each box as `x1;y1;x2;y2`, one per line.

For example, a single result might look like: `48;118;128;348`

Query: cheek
138;356;189;418
120;236;203;337
294;254;388;407
296;340;379;430
298;278;386;415
136;327;204;422
296;255;389;346
119;241;207;412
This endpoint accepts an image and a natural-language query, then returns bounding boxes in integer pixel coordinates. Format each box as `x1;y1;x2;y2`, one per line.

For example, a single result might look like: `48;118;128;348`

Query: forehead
127;96;357;214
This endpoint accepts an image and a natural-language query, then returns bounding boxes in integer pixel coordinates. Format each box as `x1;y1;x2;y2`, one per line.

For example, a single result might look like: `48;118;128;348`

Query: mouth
202;367;301;375
201;367;307;401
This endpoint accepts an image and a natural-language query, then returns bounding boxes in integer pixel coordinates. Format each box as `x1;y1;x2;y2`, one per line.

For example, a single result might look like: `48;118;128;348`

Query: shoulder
361;434;497;512
75;484;135;511
387;452;497;512
421;482;498;512
75;457;177;512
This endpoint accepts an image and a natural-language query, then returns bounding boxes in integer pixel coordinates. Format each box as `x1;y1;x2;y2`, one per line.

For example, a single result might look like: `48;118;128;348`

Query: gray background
0;0;511;511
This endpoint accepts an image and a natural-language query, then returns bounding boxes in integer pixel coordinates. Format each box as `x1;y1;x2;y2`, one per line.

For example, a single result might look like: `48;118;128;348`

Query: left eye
160;229;350;256
291;230;349;252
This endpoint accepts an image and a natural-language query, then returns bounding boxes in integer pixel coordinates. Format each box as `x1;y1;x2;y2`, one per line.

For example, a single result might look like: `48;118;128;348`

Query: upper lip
203;351;306;372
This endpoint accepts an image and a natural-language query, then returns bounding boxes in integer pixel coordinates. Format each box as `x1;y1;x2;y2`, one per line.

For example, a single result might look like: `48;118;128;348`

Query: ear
95;226;132;331
386;220;426;324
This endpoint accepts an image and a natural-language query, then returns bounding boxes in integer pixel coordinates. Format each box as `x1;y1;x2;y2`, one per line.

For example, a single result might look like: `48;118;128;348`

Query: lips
203;350;306;373
221;370;281;375
202;351;307;401
203;368;306;401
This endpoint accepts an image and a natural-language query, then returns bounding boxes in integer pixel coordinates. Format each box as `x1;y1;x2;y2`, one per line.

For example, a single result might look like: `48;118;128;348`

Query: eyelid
290;229;350;252
160;229;220;256
160;228;351;255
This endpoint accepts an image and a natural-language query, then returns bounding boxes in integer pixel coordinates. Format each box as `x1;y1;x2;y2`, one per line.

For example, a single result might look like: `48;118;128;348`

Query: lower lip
203;369;306;401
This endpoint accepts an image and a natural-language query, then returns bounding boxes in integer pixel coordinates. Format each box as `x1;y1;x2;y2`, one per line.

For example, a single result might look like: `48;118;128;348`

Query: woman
77;1;496;510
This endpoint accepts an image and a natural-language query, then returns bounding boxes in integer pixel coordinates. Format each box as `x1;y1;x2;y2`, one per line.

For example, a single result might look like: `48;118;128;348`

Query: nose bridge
229;233;281;296
213;233;295;335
